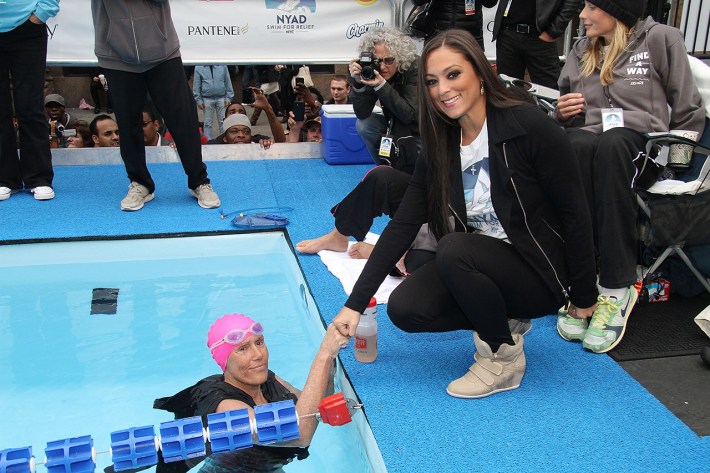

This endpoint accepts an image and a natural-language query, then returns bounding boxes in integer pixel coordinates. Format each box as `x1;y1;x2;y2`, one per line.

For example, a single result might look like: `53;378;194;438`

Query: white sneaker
120;182;154;211
0;186;19;201
190;183;221;209
31;186;55;200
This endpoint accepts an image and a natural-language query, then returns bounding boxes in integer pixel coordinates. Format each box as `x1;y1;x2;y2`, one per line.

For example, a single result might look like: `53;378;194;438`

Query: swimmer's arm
275;359;335;402
285;324;348;446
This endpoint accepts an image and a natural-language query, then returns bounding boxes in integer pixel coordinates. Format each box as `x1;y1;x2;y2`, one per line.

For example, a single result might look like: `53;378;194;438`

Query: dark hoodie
91;0;181;73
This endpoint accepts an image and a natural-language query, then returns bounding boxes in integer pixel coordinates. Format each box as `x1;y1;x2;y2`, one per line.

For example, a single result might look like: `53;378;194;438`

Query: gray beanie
589;0;646;27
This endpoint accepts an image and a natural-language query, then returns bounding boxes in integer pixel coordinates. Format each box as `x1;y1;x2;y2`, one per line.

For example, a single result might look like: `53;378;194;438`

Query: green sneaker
583;286;638;353
556;307;588;342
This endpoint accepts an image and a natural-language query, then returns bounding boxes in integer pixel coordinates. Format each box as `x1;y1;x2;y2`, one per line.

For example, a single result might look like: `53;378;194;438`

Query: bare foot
296;229;349;254
348;242;374;259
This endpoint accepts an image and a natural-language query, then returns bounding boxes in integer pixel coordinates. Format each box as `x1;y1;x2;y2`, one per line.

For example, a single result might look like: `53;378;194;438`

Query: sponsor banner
47;0;395;65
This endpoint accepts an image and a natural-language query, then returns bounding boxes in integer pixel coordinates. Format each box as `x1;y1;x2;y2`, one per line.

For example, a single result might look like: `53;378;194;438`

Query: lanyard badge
465;0;475;15
601;108;624;132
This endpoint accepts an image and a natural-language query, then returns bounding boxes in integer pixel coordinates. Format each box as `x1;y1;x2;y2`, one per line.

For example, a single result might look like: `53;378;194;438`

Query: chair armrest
643;132;710;159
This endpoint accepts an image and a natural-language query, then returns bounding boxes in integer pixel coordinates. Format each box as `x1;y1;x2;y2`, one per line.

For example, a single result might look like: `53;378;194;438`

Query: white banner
47;0;396;65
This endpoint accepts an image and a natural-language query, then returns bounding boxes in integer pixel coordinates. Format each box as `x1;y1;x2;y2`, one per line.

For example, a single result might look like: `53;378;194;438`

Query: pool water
0;232;383;472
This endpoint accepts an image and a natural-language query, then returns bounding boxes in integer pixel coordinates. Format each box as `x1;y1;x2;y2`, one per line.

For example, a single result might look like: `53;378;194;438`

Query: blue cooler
320;104;375;165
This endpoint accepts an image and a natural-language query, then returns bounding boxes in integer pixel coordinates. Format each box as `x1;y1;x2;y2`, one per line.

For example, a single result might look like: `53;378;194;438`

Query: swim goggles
209;322;264;351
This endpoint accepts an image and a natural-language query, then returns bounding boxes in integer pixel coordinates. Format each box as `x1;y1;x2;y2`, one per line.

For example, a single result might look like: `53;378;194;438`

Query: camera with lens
358;51;381;81
55;124;76;138
54;123;76;148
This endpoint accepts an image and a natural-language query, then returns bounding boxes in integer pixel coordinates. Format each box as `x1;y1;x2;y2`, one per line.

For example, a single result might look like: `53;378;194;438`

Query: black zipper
502;143;568;300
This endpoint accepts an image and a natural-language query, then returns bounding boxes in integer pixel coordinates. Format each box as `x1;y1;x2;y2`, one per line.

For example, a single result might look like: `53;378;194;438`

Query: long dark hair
418;29;526;239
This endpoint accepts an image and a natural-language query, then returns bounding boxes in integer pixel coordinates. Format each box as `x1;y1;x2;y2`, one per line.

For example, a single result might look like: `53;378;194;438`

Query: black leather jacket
345;104;599;313
492;0;580;40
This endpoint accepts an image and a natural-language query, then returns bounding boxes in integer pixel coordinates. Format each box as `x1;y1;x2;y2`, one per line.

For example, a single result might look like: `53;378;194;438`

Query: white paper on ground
317;232;403;304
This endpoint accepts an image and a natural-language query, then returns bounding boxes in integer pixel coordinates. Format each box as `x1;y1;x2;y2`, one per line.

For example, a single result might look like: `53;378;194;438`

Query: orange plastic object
317;393;352;426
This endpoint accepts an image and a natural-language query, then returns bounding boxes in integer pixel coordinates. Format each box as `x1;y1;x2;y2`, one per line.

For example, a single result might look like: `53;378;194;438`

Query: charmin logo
346;20;385;38
265;0;316;14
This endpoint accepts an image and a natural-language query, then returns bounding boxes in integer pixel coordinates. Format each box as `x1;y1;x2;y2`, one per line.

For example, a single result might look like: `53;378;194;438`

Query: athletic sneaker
556;307;588;342
120;182;154;211
0;186;19;201
508;318;532;336
190;183;221;209
583;286;638;353
31;186;55;200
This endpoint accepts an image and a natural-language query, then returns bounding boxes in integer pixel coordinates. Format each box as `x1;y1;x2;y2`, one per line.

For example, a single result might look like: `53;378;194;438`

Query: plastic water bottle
355;297;378;363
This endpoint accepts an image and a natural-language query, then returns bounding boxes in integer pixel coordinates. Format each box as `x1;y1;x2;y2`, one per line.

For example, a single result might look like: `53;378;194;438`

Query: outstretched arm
282;324;348;446
214;324;347;448
251;87;287;143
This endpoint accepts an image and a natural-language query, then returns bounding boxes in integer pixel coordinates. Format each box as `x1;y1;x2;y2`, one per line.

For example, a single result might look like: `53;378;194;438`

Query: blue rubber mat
1;159;708;472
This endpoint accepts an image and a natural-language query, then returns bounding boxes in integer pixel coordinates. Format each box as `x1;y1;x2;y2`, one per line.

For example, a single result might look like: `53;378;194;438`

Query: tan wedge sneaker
446;333;526;399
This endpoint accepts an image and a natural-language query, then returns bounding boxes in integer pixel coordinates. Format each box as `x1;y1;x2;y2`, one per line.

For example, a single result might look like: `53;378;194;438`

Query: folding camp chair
498;73;559;113
637;117;710;295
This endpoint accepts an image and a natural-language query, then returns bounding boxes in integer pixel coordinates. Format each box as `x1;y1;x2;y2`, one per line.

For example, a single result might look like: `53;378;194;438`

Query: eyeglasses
208;322;264;351
376;56;396;65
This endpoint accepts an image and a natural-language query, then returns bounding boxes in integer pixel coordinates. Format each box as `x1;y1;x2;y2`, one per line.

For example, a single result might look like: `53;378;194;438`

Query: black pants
388;233;561;349
104;57;209;193
566;127;649;289
90;81;111;111
331;166;411;241
495;28;560;90
0;20;53;189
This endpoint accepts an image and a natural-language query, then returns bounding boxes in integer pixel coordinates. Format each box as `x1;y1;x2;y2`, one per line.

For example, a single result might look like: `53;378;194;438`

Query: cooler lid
322;104;383;117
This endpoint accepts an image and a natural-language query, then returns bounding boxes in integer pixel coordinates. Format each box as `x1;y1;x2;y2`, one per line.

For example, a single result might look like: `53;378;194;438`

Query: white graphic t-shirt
460;122;509;242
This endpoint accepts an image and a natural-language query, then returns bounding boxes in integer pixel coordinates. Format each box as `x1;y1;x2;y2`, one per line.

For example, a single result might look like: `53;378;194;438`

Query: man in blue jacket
91;0;221;211
0;0;60;202
193;65;234;140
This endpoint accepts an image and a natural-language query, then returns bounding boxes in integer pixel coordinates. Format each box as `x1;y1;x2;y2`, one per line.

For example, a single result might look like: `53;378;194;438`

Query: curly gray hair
357;26;418;73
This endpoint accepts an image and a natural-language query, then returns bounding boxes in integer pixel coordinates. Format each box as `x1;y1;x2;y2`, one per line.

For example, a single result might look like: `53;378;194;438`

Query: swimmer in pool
154;313;349;472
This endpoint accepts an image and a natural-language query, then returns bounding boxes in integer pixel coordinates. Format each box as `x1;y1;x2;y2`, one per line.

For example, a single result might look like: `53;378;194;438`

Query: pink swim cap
207;313;260;371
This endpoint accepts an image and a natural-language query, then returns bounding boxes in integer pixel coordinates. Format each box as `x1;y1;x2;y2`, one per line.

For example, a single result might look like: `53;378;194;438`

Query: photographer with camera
348;26;419;164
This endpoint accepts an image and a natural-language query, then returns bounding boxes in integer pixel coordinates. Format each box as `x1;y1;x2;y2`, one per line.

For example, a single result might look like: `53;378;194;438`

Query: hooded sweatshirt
91;0;181;73
558;17;705;136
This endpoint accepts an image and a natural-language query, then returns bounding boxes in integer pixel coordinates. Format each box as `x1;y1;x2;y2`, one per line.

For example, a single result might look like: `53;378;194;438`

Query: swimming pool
0;231;386;472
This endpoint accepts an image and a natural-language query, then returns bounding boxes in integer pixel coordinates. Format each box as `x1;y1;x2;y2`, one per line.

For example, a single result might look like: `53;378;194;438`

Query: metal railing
670;0;709;57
